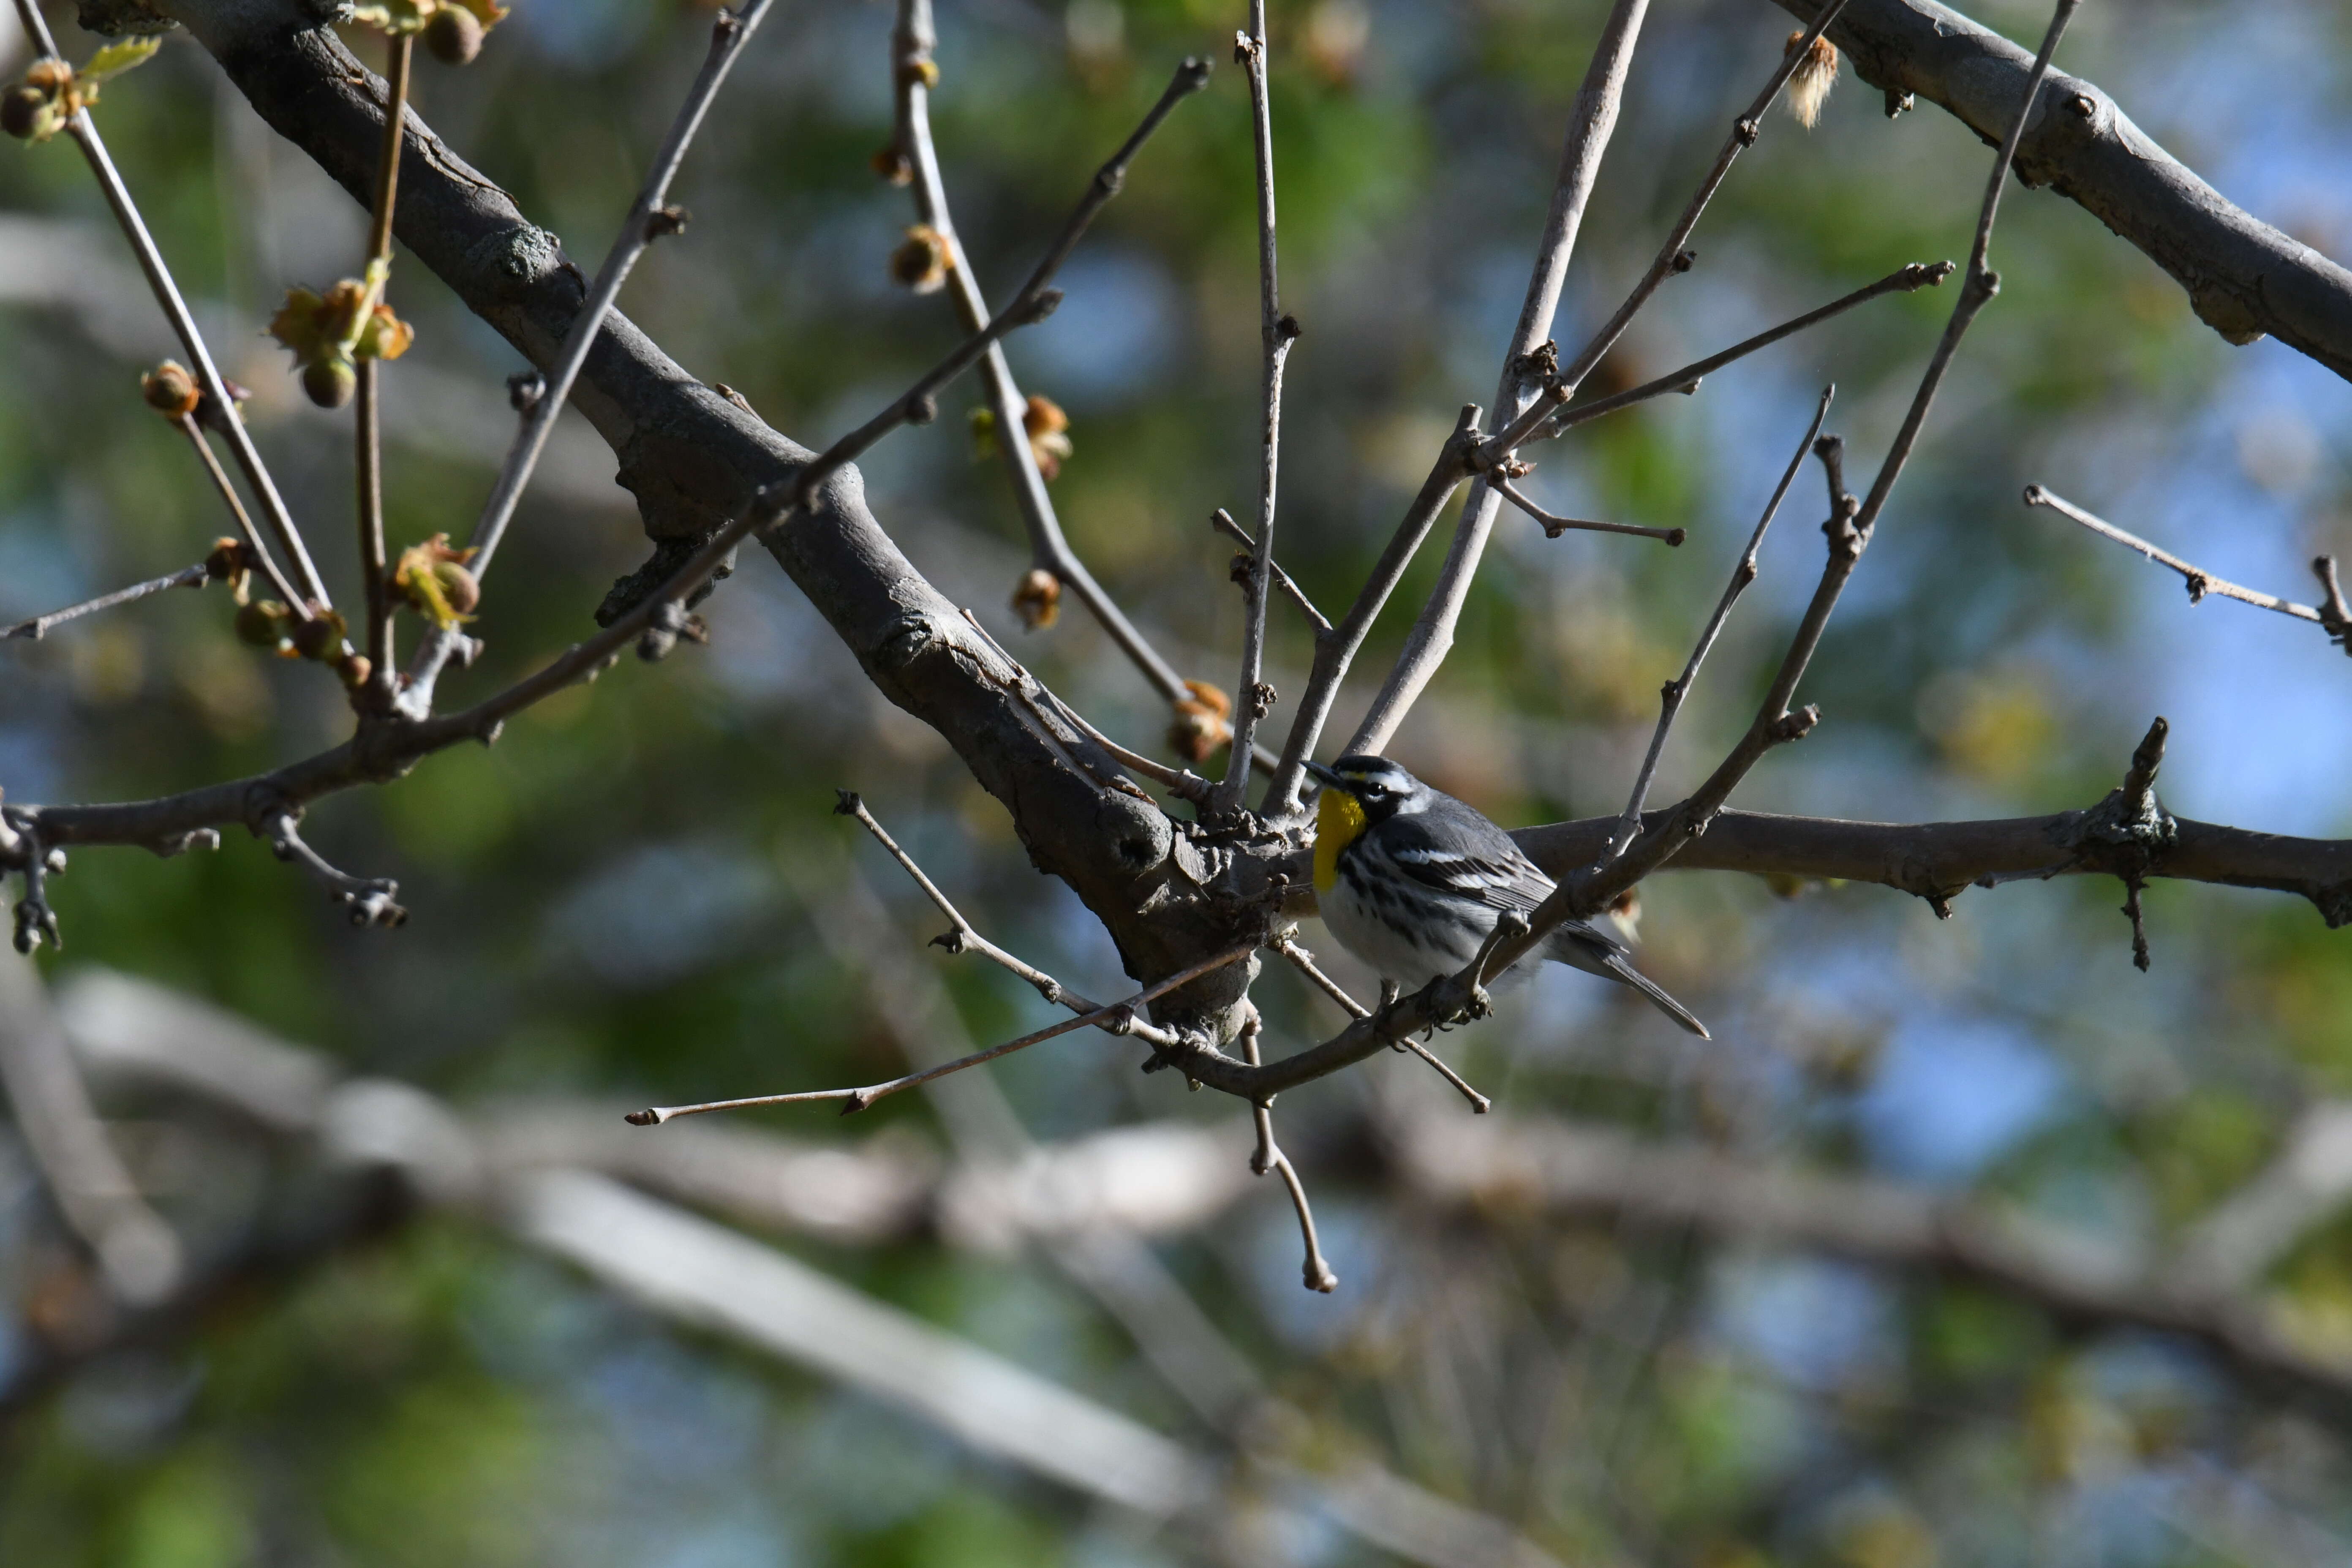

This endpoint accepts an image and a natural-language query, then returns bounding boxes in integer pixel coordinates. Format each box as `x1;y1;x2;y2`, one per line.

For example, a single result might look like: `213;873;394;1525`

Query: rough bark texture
1776;0;2352;377
153;0;1276;1037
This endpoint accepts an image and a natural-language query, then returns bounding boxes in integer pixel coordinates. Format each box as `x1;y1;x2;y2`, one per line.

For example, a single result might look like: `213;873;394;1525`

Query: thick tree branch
73;3;1271;1044
1773;0;2352;379
1508;807;2352;928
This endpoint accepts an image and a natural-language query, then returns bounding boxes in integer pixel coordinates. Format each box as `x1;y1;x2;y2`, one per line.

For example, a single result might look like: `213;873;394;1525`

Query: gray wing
1379;807;1554;912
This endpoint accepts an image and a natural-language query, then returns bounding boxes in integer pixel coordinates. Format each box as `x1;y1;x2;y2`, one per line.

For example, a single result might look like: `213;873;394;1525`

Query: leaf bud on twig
1012;567;1062;630
890;225;953;294
424;5;485;64
291;605;349;662
140;361;201;419
1167;679;1233;763
235;599;294;654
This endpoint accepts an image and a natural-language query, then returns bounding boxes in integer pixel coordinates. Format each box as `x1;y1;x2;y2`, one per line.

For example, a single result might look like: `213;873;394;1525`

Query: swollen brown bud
432;560;481;617
1011;567;1061;631
291;606;348;662
302;355;357;410
141;361;202;419
235;599;291;651
425;5;485;64
1166;679;1233;763
1;84;46;142
890;225;952;295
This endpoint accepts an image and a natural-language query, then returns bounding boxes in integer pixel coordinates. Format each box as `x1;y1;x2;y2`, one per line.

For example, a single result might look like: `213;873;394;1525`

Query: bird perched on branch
1304;755;1708;1037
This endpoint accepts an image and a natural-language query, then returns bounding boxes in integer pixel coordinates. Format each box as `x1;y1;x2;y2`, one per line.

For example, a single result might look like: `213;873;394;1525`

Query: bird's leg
1453;913;1531;1025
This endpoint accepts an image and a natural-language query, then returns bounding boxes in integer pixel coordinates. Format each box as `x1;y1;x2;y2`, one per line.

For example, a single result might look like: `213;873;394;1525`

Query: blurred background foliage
3;0;2352;1562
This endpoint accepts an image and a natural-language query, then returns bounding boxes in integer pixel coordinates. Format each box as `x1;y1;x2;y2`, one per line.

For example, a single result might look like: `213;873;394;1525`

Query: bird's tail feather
1601;954;1710;1038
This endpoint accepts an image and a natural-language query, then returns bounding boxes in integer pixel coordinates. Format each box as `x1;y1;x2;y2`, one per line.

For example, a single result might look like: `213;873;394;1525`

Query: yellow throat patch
1313;788;1367;893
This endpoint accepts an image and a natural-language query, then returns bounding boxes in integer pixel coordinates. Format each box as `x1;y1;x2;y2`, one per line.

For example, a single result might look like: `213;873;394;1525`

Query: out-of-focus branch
0;956;181;1305
52;967;1569;1564
2173;1102;2352;1294
509;1168;1218;1517
1772;0;2352;379
1394;1110;2352;1410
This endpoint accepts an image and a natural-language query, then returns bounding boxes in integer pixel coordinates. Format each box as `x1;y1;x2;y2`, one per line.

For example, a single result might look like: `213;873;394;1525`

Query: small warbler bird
1305;755;1708;1037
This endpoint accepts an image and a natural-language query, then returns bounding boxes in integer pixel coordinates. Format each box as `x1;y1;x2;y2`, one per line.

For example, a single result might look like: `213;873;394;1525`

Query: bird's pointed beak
1302;759;1345;789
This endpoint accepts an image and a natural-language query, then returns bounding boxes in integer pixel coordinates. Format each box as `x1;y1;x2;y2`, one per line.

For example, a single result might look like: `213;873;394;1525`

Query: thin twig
262;812;406;928
952;607;1214;806
174;415;302;609
834;790;1173;1044
1214;8;1293;817
1211;509;1328;633
2025;485;2334;625
1524;261;1950;448
1263;409;1481;815
889;0;1216;721
626;942;1257;1125
376;59;1206;753
399;0;779;710
1546;0;1859;401
2315;557;2352;653
1037;694;1215;804
4;564;207;641
1270;931;1492;1113
356;31;412;687
1609;387;1833;857
1345;0;1651;762
470;2;771;579
1489;476;1685;545
1237;1006;1339;1292
8;0;332;617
